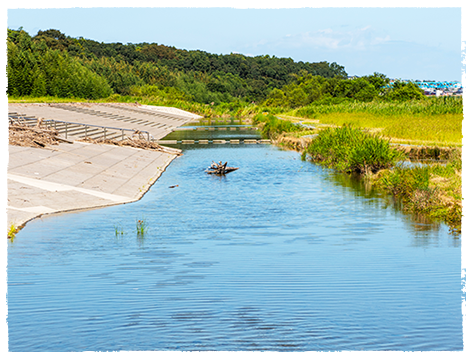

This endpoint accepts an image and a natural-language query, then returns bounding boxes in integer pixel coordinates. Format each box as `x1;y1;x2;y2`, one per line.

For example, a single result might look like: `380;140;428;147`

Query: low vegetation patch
114;224;125;236
394;145;461;161
253;113;303;139
275;134;314;152
314;113;461;146
282;97;462;146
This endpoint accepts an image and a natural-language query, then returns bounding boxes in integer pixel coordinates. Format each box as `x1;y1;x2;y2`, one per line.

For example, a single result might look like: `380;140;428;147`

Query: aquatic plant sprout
114;224;125;236
136;219;148;236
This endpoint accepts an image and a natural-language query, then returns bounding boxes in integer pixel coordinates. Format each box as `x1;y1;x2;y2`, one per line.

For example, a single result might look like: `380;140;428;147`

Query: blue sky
5;3;466;81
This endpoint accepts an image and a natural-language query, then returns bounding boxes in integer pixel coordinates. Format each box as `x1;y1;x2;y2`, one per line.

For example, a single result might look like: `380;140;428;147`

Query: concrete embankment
7;103;200;232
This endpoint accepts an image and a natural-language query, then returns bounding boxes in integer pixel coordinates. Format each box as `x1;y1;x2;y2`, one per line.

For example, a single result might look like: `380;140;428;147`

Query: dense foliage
8;28;453;125
264;72;427;108
7;28;347;103
7;29;112;99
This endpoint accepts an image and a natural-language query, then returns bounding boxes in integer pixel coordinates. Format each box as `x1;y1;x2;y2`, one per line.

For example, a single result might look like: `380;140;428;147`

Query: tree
387;81;424;101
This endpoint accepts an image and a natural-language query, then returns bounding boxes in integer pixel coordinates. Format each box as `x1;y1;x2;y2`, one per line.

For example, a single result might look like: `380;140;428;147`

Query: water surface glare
8;144;462;351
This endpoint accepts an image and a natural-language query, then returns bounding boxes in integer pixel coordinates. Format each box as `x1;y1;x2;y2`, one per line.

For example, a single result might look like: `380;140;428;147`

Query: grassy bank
373;154;462;233
9;96;463;147
280;98;463;146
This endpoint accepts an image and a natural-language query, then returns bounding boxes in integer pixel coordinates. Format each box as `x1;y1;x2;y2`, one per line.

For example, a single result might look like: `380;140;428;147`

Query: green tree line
264;72;425;108
7;28;348;103
8;28;428;108
7;29;112;99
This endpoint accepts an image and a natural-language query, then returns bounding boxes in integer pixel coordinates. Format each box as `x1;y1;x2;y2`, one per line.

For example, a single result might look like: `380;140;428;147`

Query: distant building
412;80;462;97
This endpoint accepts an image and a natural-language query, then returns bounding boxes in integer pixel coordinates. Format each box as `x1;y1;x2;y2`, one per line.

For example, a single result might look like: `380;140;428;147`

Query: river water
7;133;463;351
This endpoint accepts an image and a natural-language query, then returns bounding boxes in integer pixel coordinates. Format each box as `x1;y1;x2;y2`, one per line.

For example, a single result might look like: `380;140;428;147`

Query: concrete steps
9;112;149;141
49;103;171;129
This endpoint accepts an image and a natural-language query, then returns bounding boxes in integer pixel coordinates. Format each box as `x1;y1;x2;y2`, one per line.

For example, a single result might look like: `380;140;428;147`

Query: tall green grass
293;97;463;117
281;97;463;145
304;125;405;173
312;113;461;146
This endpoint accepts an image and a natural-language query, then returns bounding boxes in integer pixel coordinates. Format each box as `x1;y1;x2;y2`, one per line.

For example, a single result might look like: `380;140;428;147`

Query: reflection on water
319;169;459;248
162;118;260;142
8;142;462;352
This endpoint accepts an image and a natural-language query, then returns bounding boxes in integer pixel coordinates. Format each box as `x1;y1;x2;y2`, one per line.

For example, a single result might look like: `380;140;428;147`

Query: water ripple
7;144;462;351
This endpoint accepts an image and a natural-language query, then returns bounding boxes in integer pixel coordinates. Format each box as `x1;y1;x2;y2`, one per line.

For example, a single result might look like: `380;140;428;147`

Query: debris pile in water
205;161;239;175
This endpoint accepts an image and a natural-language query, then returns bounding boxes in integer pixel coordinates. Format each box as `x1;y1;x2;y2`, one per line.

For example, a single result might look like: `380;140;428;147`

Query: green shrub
304;125;405;173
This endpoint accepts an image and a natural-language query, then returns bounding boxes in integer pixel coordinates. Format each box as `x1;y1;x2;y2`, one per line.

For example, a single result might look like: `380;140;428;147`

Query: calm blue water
7;144;462;351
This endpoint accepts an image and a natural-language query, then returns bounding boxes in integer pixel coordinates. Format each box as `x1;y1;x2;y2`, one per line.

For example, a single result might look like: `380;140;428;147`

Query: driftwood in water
205;161;239;175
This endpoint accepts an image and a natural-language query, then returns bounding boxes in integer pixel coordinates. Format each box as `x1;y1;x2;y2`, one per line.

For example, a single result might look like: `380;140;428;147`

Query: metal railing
9;116;153;141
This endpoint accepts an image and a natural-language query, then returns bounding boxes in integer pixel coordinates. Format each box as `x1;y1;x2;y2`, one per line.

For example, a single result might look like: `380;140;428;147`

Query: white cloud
263;26;391;51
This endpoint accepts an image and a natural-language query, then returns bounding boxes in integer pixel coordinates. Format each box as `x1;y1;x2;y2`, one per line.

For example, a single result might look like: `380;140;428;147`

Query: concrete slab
8;102;198;234
9;103;200;141
7;142;180;231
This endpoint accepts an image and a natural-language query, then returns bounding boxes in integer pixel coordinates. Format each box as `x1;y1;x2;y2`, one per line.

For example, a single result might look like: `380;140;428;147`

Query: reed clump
114;224;125;236
136;219;148;236
303;125;405;174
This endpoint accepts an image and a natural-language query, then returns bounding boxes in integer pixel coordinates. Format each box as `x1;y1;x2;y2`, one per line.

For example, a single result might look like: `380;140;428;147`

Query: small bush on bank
303;125;405;174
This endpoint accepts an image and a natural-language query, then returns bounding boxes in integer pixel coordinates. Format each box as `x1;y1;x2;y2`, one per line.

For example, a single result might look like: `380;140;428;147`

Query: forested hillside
8;27;435;119
7;28;347;104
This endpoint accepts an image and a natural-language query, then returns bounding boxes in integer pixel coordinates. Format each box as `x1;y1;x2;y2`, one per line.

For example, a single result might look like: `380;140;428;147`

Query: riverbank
7;142;180;238
7;102;201;238
9;97;463;147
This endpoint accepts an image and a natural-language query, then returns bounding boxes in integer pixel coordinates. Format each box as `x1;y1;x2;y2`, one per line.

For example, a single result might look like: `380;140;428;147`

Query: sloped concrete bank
7;103;198;236
7;142;179;232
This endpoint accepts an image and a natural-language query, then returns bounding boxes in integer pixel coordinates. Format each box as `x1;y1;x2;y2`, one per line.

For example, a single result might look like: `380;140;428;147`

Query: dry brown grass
9;124;60;148
78;137;182;155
